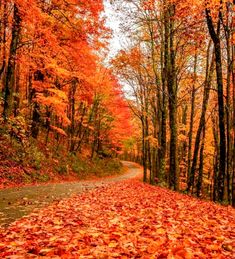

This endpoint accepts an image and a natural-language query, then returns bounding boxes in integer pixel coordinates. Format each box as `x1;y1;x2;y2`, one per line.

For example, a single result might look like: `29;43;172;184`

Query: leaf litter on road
0;180;234;258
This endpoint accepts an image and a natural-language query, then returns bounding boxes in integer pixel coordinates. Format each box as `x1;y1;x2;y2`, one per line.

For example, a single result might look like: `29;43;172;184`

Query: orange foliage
0;0;132;152
0;180;234;257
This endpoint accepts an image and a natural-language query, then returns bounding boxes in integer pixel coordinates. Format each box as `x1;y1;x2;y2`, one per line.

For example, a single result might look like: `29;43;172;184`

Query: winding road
0;161;142;227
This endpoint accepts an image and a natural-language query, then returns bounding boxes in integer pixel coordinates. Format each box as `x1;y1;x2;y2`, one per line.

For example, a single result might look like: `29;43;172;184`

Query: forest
0;0;133;186
112;0;235;206
0;0;235;203
0;0;235;257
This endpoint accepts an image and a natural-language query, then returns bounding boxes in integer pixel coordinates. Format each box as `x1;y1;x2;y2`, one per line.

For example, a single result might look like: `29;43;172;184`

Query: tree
205;3;226;202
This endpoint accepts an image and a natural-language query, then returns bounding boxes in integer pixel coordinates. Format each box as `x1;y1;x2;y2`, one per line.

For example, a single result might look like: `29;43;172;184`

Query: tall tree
3;4;21;119
205;3;226;202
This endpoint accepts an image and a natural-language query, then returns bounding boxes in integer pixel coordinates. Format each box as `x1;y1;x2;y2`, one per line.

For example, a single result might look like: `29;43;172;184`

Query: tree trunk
141;116;147;182
69;80;77;153
212;114;219;201
3;4;21;119
167;4;179;191
223;8;233;203
13;63;20;117
206;8;226;202
187;53;197;188
196;125;206;197
159;2;168;182
31;70;44;139
187;43;214;193
0;0;7;82
232;46;235;207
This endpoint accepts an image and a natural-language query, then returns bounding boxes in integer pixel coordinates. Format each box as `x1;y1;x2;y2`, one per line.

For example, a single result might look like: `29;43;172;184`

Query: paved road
0;161;142;227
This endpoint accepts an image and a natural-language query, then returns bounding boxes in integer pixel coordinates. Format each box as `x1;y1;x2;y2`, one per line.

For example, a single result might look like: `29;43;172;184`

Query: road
0;161;142;227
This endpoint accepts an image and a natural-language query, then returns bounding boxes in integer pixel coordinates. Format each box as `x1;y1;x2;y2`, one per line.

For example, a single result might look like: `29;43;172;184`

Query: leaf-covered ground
0;180;234;258
0;161;140;227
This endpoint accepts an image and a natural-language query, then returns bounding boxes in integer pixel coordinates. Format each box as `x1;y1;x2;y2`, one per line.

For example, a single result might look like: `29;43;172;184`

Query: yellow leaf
108;241;118;248
156;228;166;234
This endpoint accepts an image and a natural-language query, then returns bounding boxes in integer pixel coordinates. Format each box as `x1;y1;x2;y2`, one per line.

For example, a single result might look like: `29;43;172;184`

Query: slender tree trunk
45;108;51;145
74;103;87;152
31;102;40;138
141;116;147;182
187;43;214;193
75;102;96;153
223;8;232;203
215;38;226;202
147;16;162;183
3;4;21;119
167;4;179;191
212;114;219;201
145;116;152;184
69;80;77;153
232;46;235;207
0;0;7;82
225;43;231;203
31;70;44;139
206;9;226;202
159;2;168;182
13;63;20;117
180;104;188;178
187;53;197;187
196;125;206;197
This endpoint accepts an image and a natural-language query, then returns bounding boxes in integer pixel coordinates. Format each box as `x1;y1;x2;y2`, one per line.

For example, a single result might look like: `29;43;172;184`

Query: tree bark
196;125;206;197
69;79;77;153
3;4;21;119
31;70;44;139
187;43;214;193
187;53;197;188
206;8;226;202
232;46;235;207
0;0;7;81
166;4;179;191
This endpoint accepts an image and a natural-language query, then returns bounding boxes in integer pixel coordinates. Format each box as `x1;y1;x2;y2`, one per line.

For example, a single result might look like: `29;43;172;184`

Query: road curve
0;161;142;227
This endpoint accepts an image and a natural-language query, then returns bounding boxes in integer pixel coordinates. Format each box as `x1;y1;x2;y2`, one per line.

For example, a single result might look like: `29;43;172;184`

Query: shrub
55;163;68;175
24;145;45;170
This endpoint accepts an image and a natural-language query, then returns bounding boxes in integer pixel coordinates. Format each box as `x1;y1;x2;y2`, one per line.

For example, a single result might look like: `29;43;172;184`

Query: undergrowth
0;118;123;188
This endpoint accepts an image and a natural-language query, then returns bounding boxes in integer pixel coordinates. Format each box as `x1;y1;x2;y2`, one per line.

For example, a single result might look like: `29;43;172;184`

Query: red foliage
0;180;234;257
